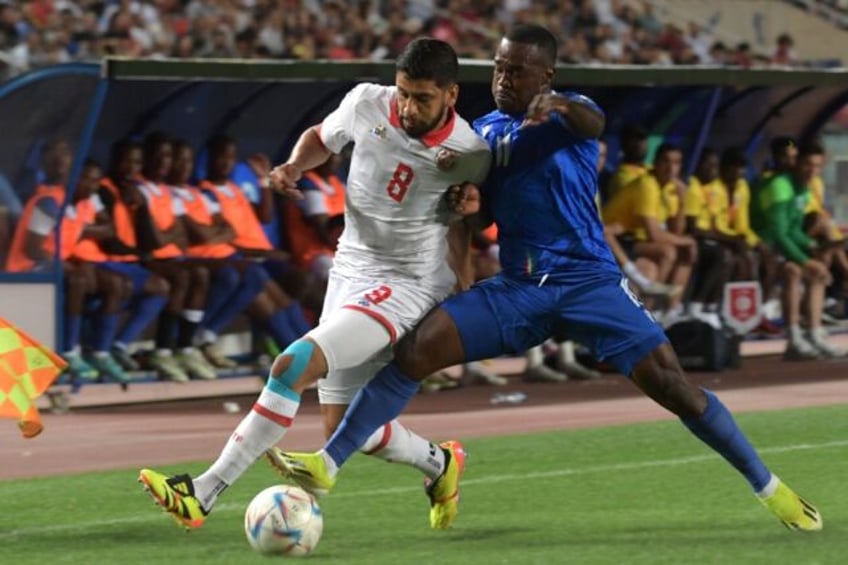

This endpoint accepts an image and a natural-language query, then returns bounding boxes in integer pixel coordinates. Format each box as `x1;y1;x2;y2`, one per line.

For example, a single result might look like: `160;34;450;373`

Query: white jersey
319;83;491;282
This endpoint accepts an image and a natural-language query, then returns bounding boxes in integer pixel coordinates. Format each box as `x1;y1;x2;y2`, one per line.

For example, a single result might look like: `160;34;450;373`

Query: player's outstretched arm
268;125;332;200
526;93;605;139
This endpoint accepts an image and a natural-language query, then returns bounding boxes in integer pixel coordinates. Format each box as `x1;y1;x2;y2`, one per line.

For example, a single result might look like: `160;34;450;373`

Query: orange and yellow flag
0;318;67;438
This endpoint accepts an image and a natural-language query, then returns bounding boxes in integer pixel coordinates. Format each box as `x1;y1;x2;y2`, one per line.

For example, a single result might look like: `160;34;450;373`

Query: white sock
358;420;446;480
755;474;779;498
810;326;828;344
689;302;704;316
181;309;204;323
63;346;81;357
556;341;576;366
525;345;545;368
194;329;218;347
193;385;301;510
623;261;651;289
789;324;805;343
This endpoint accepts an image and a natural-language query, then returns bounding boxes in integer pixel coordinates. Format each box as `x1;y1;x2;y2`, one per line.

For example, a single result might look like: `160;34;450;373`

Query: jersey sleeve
551;91;605;136
90;193;104;213
200;191;221;215
634;177;661;221
29;197;60;236
465;145;493;186
171;195;186;216
319;83;373;154
298;189;329;217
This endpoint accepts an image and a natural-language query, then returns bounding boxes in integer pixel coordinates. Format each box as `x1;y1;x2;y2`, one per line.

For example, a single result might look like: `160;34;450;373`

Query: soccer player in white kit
139;38;491;530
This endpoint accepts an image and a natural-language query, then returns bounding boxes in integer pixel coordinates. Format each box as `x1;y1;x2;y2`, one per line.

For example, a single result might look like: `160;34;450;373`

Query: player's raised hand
446;182;481;217
268;163;304;199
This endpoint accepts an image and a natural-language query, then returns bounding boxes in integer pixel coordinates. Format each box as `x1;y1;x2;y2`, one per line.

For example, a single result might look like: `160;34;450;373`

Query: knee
64;270;87;292
782;262;802;283
269;338;324;389
393;337;431;380
192;265;210;289
214;266;240;291
148;274;171;296
660;244;677;264
246;264;270;290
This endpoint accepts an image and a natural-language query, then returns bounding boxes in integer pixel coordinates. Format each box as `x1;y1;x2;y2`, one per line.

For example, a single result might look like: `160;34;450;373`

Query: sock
324;362;420;469
359;420;446;480
202;266;240;324
789;324;804;343
556;341;575;366
755;473;780;499
525;345;544;368
681;389;772;492
197;328;218;346
623;261;651;290
155;311;179;350
177;309;203;348
282;302;312;335
63;314;83;352
265;310;299;349
115;294;168;344
203;265;267;334
689;302;704;316
90;313;119;353
193;382;301;510
810;326;828;344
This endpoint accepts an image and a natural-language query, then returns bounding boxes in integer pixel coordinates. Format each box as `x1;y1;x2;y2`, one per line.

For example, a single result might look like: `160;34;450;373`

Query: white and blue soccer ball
244;485;323;557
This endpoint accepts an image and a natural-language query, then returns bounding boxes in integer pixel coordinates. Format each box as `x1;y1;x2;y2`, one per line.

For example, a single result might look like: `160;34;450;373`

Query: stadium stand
0;0;837;81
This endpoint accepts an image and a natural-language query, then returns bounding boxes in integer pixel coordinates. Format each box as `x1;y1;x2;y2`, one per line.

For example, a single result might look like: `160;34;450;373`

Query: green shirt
752;173;813;264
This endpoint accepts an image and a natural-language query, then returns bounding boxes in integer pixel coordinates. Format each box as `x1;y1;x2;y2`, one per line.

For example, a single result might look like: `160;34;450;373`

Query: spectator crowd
0;0;825;80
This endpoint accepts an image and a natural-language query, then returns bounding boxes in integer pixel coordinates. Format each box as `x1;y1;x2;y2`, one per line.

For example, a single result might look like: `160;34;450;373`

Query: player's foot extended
138;469;208;529
265;448;336;498
425;440;467;529
759;480;822;531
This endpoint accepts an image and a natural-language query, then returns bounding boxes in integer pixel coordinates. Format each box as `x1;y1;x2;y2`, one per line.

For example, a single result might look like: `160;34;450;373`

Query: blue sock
325;362;420;468
64;314;83;352
115;294;168;344
203;266;240;324
282;302;312;335
265;311;299;349
681;389;772;492
204;265;268;334
91;313;119;352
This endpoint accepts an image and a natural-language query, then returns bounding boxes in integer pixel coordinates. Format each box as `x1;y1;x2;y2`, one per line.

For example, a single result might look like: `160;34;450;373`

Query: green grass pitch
1;404;846;564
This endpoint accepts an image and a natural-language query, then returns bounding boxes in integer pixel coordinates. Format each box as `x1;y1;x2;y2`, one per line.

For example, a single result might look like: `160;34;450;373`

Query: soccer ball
244;485;323;557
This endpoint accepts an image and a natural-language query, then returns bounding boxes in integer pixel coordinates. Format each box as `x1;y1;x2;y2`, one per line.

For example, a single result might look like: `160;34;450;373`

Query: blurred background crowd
2;0;845;80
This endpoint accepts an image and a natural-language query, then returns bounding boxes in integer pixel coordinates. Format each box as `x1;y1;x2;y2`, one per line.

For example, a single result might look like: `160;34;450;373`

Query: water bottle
490;392;527;405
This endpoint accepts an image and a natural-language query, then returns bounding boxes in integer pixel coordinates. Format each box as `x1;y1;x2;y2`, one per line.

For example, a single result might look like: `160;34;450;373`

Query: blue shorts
98;262;152;295
441;273;668;376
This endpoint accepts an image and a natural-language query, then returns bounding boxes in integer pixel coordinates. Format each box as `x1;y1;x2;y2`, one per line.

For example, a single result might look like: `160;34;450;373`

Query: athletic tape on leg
267;340;314;398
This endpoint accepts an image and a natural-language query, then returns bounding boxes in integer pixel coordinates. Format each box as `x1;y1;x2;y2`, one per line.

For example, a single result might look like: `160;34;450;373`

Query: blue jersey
473;92;618;283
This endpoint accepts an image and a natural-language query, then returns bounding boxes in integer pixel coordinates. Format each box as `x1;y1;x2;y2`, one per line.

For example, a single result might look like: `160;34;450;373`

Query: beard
401;106;448;138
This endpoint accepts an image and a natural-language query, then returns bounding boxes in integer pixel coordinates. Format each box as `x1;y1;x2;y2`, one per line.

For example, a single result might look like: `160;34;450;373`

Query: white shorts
310;268;454;404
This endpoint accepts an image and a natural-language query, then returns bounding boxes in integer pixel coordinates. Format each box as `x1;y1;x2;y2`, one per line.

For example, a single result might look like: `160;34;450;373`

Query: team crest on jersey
435;148;458;170
370;125;387;139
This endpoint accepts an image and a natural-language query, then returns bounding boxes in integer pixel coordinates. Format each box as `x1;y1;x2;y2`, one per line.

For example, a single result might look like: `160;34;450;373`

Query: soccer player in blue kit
270;25;822;533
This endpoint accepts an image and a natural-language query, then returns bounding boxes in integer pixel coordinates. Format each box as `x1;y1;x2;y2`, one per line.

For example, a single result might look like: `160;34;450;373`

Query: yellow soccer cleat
265;448;336;498
138;469;208;530
759;479;822;532
424;440;467;530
